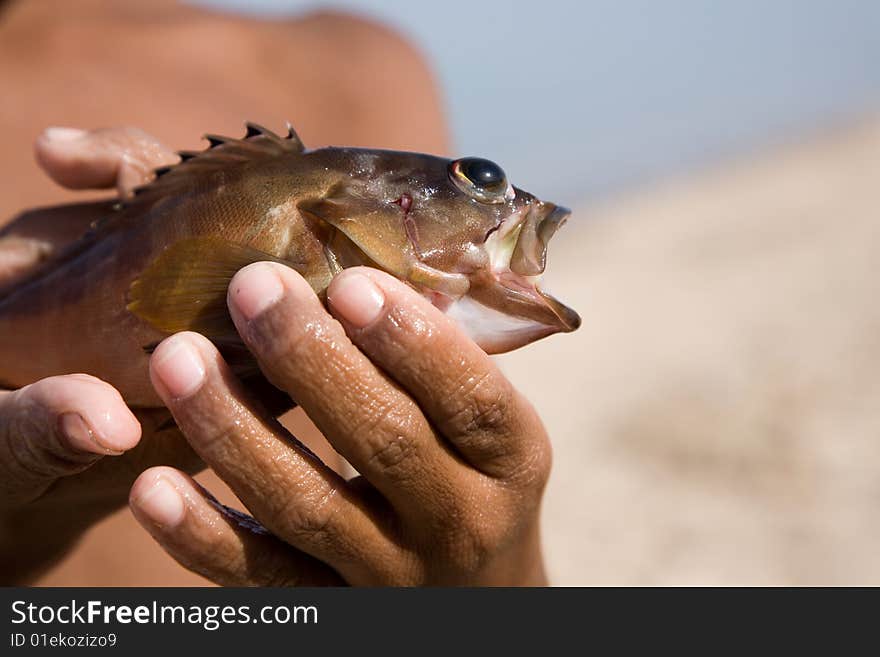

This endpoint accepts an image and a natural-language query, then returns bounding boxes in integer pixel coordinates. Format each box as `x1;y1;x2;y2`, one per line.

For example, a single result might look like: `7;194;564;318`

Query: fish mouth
512;201;581;330
455;201;581;353
491;267;581;331
509;203;571;277
449;270;581;354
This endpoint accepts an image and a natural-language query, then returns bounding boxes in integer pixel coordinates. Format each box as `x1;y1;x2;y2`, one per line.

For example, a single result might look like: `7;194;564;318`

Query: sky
194;0;880;205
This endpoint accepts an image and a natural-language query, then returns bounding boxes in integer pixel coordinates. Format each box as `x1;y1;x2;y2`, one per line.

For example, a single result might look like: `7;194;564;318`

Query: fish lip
491;270;581;333
504;201;579;332
509;202;571;277
543;204;571;233
537;287;581;332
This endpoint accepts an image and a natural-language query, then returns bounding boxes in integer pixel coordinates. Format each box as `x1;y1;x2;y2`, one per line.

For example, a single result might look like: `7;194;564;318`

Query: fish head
299;150;581;353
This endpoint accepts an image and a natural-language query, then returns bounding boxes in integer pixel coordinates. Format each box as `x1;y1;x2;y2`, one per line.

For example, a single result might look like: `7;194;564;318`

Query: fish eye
449;157;510;203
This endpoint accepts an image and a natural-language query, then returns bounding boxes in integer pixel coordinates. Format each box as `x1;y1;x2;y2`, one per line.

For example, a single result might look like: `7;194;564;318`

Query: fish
0;122;580;408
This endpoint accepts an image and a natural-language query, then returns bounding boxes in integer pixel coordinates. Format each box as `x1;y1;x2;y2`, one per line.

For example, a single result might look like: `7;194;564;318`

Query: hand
0;126;178;282
129;264;552;585
0;127;195;584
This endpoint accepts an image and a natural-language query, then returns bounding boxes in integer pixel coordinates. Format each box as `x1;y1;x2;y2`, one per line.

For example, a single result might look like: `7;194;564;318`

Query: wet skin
0;1;552;585
1;129;552;585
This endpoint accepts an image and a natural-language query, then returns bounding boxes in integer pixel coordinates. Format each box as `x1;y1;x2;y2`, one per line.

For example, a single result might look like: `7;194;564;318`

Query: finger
130;467;343;586
227;262;471;517
34;126;177;197
327;268;549;482
148;332;399;583
0;374;141;505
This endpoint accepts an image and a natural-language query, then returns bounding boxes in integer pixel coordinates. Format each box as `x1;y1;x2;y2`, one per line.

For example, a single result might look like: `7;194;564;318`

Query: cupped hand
130;264;552;586
0;127;192;584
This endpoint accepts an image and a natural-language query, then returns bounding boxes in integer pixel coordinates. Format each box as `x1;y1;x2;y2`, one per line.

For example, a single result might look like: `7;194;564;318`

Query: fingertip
34;127;86;160
149;333;208;401
227;262;286;322
342;265;405;291
266;261;319;302
34;125;175;192
78;380;142;454
34;127;115;190
20;374;142;455
327;268;386;328
344;266;435;309
130;466;188;530
40;126;88;144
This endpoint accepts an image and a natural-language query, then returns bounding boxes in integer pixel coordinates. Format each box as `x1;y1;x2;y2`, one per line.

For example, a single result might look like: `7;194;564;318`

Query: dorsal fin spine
125;123;306;205
244;121;283;141
285;121;306;152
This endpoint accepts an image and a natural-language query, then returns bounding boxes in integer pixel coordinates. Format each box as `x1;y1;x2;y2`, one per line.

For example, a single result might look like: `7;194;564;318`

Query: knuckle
275;486;340;548
351;400;424;478
1;395;92;483
365;432;418;476
446;370;513;438
440;508;506;574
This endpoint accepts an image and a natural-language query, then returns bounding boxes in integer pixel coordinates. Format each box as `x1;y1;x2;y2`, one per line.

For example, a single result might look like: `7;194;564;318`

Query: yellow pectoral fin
128;237;294;339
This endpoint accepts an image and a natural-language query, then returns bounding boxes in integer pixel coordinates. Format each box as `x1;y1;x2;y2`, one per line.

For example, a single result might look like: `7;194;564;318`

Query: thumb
34;126;178;198
0;374;141;507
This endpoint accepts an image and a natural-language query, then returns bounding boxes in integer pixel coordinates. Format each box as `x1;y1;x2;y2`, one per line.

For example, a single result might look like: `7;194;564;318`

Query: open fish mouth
313;191;580;354
450;201;581;353
509;202;581;331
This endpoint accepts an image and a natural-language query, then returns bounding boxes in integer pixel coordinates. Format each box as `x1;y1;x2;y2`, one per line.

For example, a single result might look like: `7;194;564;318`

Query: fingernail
134;477;185;529
58;412;122;455
328;272;385;327
151;337;206;399
229;263;285;321
43;127;87;142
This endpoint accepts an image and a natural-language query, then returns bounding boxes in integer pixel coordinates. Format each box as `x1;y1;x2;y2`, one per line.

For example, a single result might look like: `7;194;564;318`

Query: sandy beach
498;116;880;584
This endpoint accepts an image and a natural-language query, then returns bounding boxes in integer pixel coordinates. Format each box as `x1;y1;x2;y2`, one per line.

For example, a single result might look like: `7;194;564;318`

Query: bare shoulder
269;11;428;67
259;11;450;154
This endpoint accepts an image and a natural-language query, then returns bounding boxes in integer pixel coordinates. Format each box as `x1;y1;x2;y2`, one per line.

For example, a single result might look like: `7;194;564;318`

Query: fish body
0;124;579;407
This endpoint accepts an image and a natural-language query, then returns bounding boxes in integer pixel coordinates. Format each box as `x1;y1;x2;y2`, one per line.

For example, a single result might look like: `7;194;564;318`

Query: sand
496;116;880;584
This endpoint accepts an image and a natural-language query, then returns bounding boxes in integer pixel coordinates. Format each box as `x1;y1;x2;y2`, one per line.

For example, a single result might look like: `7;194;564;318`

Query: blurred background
6;0;878;584
199;0;880;202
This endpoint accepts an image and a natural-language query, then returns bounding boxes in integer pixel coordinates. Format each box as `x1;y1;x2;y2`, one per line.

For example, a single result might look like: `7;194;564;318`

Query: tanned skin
0;0;551;586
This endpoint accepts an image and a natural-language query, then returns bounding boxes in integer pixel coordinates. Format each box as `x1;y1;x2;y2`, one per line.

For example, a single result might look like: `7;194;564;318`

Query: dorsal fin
244;121;284;140
126;121;306;204
205;134;228;148
285;121;305;152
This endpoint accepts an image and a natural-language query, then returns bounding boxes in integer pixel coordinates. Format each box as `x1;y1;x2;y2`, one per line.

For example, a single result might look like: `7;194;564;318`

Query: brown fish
0;123;579;408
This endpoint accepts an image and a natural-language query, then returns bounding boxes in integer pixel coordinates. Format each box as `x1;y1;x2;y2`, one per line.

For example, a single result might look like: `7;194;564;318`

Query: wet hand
130;264;551;585
0;126;178;282
0;127;186;584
